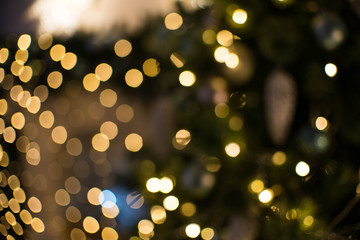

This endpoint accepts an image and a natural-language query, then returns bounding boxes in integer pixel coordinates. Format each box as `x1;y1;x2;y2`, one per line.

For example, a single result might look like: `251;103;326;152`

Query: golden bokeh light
249;179;264;193
18;34;32;50
66;206;81;223
50;44;66;62
92;133;110;152
258;189;274;203
0;99;8;115
31;217;45;233
15;50;29;64
3;127;16;143
125;69;143;88
225;142;240;157
170;52;186;68
206;157;221;173
164;12;183;30
214;47;229;63
0;48;9;64
8;175;20;190
179;70;196;87
116;104;134;123
26;147;41;166
315;116;328;131
143;58;160;77
0;68;4;82
34;85;49;102
19;209;32;225
26;96;41;114
100;121;118;140
125;133;143;152
95;63;113;82
71;228;86;240
175;129;191;146
272;151;286;166
295;161;310;177
38;33;53;50
114;39;132;58
163;195;179;211
9;198;20;213
99;89;117;108
214;103;230;118
232;9;248;24
83;73;100;92
185;223;201;238
216;30;233;47
18;91;31;108
146;177;161;193
47;71;63;89
13;188;26;203
87;187;101;206
201;227;215;240
229;116;243;131
303;215;314;226
151;205;167;224
55;189;70;206
11;61;24;76
61;52;77;70
324;63;337;77
51;126;68;144
19;66;33;83
225;53;239;69
65;176;81;194
11;112;25;130
66;138;83;156
5;211;16;225
28;196;42;213
202;29;216;45
138;219;154;235
102;227;119;240
102;204;120;218
39;110;55;129
160;177;174;194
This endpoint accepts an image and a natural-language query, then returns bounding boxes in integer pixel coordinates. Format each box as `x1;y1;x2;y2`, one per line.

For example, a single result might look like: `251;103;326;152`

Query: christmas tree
0;0;359;239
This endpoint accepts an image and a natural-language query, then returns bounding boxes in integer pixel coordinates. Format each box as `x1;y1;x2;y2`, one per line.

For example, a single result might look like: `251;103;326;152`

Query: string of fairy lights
0;3;343;240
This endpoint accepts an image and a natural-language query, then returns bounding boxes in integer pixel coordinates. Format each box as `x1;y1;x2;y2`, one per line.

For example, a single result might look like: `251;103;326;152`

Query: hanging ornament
312;12;346;51
264;69;297;146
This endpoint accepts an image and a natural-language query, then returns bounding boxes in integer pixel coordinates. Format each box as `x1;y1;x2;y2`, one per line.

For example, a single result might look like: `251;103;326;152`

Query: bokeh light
295;161;310;177
185;223;201;238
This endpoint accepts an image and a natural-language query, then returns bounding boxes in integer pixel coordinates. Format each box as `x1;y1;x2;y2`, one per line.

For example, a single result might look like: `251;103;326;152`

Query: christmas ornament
264;69;297;146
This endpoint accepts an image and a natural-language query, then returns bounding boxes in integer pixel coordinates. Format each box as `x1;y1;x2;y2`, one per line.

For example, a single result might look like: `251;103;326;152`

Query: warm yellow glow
0;99;7;115
258;189;274;203
39;110;54;129
138;219;154;235
47;71;63;89
15;50;29;64
66;138;83;156
18;34;32;50
216;30;233;46
83;73;100;92
170;52;185;68
65;176;81;194
214;47;229;63
5;211;16;225
214;103;230;118
34;85;49;102
325;63;337;77
19;66;33;83
185;223;201;238
66;206;81;223
11;112;25;130
175;129;191;146
102;204;120;218
143;58;160;77
3;127;16;143
225;142;240;157
11;61;24;77
87;187;101;205
9;198;20;213
0;68;4;82
160;177;174;193
26;96;41;114
38;33;53;50
179;70;196;87
20;209;32;225
151;205;167;224
99;89;117;108
164;12;183;30
0;48;9;64
125;69;143;88
55;189;70;206
92;133;110;152
51;126;68;144
303;215;314;226
225;53;239;69
61;52;77;70
286;209;298;220
83;216;100;234
163;195;179;211
295;161;310;177
70;228;86;240
249;179;264;193
100;121;118;140
13;188;26;203
232;9;247;24
116;104;134;123
125;133;143;152
146;177;160;193
10;85;23;102
272;151;286;166
114;39;132;58
95;63;113;82
31;217;45;233
201;227;215;240
229;116;243;131
28;196;42;213
8;175;20;190
206;157;221;173
50;44;66;62
18;91;31;108
315;116;328;130
26;148;40;166
202;29;216;45
102;227;119;240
